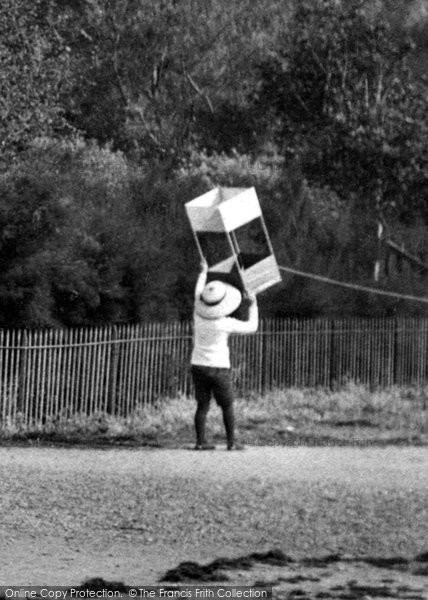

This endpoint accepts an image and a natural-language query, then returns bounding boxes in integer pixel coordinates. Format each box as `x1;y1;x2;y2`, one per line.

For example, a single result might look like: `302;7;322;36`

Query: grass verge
1;383;427;447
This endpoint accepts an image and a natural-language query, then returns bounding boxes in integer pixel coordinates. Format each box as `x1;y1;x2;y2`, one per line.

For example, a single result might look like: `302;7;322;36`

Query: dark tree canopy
256;0;428;222
0;0;72;163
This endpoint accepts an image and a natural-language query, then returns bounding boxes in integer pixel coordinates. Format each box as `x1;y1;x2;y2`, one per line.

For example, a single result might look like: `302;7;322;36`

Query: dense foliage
256;0;428;222
0;0;427;327
0;0;71;162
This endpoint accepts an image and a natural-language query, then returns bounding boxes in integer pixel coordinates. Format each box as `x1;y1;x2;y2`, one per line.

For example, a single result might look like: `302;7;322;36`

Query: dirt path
0;446;427;594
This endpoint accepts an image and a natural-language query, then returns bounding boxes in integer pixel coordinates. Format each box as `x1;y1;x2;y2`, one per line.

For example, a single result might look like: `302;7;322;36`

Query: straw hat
195;280;242;320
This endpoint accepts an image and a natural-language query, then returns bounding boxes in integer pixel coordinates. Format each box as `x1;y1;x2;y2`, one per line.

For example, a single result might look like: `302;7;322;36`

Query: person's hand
246;291;257;304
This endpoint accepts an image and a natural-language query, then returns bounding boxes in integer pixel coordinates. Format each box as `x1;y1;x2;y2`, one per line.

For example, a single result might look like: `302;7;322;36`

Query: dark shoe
194;443;216;450
227;442;245;451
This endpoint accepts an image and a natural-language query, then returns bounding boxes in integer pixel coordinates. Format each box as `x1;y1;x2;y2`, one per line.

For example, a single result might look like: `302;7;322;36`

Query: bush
0;139;425;328
0;138;186;326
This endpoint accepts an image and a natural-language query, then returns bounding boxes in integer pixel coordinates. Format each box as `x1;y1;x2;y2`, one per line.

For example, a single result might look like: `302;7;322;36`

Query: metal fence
0;317;427;426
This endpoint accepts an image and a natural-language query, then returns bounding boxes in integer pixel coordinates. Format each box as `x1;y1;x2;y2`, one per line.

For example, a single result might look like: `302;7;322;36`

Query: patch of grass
237;383;428;446
1;384;427;447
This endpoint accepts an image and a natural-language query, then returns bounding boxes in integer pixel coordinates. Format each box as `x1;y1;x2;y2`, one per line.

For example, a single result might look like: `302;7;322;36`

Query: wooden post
107;325;119;414
374;221;383;281
393;317;399;386
260;318;267;393
17;330;28;414
329;319;336;390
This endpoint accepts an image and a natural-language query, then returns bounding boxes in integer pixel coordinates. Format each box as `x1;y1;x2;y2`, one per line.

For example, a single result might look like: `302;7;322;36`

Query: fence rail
0;317;427;426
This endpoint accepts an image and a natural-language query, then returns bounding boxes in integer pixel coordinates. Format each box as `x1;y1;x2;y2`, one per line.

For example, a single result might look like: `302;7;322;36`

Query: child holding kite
191;259;258;450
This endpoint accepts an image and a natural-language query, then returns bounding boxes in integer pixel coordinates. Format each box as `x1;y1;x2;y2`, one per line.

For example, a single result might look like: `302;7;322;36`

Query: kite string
278;265;428;304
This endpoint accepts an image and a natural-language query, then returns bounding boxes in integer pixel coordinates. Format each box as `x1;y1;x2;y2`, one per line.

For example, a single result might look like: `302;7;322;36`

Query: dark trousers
191;365;235;446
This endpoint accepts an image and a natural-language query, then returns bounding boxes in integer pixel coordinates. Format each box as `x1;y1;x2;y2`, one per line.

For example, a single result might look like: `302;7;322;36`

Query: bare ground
0;446;427;598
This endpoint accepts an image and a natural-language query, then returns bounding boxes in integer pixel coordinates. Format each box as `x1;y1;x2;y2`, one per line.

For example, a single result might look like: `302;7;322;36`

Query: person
191;259;258;450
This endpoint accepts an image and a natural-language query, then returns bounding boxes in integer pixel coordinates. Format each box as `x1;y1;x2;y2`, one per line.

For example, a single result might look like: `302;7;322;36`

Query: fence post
329;319;336;390
260;318;267;393
17;330;27;413
107;325;119;415
393;316;400;386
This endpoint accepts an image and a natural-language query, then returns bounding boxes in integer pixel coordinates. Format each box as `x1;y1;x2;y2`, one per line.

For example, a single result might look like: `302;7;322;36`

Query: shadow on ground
2;549;426;600
159;549;428;599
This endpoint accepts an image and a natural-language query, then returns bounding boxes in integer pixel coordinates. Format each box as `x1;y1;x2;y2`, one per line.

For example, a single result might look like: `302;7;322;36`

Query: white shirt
191;271;258;368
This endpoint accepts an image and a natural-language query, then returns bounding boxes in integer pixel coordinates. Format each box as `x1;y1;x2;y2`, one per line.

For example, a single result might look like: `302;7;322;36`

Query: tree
58;0;293;161
256;0;428;222
0;0;72;164
0;137;207;327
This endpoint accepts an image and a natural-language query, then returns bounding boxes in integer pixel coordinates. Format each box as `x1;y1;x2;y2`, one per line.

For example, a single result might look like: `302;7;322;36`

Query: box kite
185;187;281;294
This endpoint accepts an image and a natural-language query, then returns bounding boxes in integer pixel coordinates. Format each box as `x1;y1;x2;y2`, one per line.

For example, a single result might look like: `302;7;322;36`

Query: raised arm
194;258;208;300
226;292;259;334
